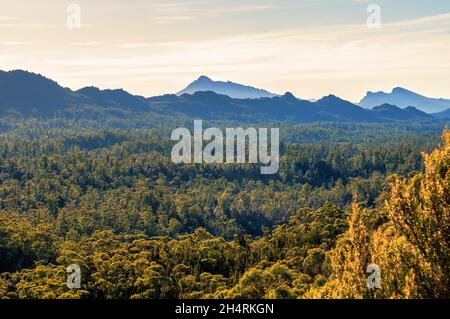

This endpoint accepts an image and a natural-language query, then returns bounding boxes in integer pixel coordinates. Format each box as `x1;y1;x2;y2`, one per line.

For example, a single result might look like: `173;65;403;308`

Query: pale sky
1;0;449;101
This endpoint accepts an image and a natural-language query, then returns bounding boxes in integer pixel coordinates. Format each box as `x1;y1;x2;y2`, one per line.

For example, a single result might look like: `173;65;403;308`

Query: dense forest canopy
0;116;448;299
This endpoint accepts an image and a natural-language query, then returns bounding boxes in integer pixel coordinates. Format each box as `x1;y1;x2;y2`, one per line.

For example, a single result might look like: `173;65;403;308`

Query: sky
0;0;449;101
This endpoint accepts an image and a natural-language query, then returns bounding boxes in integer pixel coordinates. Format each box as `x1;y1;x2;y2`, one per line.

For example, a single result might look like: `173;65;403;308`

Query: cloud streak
1;1;449;100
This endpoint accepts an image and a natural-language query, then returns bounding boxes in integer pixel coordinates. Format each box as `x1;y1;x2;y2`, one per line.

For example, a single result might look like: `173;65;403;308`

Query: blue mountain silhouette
177;75;277;99
359;87;450;113
0;70;440;123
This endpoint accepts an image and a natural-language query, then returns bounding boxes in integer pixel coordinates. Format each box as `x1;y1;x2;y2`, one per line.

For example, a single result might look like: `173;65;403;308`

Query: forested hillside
0;119;448;299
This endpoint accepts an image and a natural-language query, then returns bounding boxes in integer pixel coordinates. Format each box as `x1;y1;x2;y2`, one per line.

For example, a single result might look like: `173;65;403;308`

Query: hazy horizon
3;68;450;103
1;0;449;101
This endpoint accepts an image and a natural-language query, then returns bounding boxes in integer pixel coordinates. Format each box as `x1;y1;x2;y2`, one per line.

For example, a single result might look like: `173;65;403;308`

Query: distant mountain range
147;92;434;123
0;70;154;116
0;70;446;124
432;108;450;120
177;75;277;99
359;87;450;113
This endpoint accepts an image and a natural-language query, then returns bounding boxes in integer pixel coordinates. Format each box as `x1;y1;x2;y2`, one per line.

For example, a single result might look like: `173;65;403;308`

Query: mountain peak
282;92;297;101
78;86;101;94
195;75;212;83
0;69;75;115
1;69;63;89
317;94;349;105
359;87;450;113
392;87;415;95
177;76;277;99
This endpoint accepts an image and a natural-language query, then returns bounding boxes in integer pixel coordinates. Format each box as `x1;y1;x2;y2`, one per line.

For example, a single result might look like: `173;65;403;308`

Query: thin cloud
115;41;185;49
147;1;275;19
206;5;275;14
152;16;194;23
386;12;450;28
0;41;30;46
0;16;20;21
69;41;104;47
0;23;60;29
